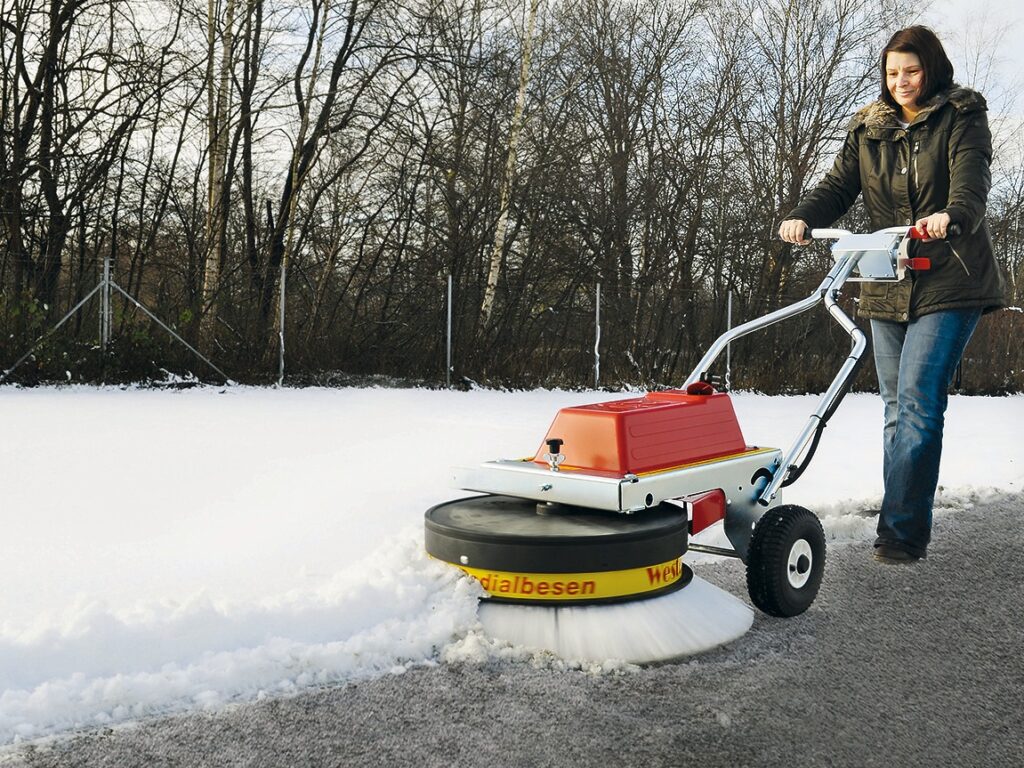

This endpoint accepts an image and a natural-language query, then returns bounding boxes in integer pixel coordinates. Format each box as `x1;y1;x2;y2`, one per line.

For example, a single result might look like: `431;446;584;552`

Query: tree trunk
479;0;540;330
201;0;238;348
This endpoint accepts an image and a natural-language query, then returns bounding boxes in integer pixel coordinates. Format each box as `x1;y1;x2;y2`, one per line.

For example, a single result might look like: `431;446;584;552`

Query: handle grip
809;228;852;240
909;222;963;240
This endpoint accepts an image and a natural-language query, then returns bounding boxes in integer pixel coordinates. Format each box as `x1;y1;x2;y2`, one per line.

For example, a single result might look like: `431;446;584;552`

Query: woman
779;26;1006;564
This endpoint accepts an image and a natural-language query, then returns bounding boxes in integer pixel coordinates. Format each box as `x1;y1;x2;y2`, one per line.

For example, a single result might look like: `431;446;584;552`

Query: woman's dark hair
880;26;954;108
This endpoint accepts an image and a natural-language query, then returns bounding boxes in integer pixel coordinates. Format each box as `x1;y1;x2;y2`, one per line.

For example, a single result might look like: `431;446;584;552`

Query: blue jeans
870;309;981;557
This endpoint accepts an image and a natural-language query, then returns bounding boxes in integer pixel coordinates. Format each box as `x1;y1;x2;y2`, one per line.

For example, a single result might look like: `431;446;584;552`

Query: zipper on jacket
947;242;971;276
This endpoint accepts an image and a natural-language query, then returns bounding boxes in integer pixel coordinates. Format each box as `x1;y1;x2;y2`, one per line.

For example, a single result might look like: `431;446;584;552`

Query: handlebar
806;223;962;242
809;228;852;239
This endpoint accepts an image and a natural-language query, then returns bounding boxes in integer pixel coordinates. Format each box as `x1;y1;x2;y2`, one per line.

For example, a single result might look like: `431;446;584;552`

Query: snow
0;385;1021;745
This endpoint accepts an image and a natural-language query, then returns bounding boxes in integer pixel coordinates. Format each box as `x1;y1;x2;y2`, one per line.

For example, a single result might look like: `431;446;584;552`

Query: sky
911;0;1024;166
0;385;1020;746
922;0;1023;110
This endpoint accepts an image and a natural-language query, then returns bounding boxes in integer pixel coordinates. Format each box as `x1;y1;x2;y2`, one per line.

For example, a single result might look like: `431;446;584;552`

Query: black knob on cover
546;438;564;454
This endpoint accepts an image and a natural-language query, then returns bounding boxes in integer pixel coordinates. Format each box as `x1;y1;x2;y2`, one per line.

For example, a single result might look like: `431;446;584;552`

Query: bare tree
1;0;173;309
729;0;909;308
262;0;427;352
479;0;540;329
199;0;238;345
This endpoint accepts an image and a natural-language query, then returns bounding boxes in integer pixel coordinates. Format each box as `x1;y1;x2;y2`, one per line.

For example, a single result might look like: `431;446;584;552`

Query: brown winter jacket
787;86;1007;322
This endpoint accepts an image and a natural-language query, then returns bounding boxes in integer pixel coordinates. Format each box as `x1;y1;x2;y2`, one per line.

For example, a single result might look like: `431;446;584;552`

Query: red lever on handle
907;226;929;240
906;257;931;270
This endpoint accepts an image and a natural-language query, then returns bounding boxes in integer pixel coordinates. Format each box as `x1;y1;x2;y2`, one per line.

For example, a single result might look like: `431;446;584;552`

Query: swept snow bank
0;386;1020;745
0;535;481;743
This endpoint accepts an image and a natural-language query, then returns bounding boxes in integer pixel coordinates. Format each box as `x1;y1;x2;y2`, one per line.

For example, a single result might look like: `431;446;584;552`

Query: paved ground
5;492;1023;768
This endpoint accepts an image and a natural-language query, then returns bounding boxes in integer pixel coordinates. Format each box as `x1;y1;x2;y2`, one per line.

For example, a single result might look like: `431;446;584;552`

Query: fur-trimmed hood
848;86;987;130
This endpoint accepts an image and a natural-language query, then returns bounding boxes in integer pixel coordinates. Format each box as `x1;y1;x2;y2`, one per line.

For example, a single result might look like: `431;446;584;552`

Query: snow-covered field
0;385;1020;746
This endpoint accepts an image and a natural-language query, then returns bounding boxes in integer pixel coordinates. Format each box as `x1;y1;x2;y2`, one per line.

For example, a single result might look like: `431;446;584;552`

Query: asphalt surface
5;492;1023;768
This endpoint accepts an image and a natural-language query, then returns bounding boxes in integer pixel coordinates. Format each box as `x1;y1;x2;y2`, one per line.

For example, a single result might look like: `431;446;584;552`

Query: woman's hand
778;219;811;245
914;212;952;240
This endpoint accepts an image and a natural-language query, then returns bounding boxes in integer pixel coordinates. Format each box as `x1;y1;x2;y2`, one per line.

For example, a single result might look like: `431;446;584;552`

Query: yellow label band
458;557;685;602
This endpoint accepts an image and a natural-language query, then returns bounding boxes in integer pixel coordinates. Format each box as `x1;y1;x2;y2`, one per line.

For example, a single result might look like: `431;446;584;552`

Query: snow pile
0;386;1020;745
0;535;481;743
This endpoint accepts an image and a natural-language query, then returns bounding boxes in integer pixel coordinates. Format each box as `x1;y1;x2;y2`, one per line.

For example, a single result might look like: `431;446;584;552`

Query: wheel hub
787;539;813;589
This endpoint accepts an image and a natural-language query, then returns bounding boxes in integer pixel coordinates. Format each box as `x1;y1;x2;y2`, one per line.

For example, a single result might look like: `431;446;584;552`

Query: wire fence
2;257;1021;394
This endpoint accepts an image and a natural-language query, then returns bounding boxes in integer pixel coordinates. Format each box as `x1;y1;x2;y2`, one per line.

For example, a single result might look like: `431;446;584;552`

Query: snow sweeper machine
424;227;943;662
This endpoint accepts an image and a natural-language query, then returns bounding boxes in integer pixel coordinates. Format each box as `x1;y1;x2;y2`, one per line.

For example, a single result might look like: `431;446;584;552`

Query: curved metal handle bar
682;249;859;391
756;258;867;505
682;231;873;505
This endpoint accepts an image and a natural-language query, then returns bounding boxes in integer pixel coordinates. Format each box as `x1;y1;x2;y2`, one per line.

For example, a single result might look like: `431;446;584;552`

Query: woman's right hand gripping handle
778;219;811;245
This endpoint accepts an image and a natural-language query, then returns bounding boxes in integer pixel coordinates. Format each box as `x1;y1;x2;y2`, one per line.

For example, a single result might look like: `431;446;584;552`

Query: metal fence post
446;274;453;388
100;250;111;352
1;231;230;384
594;282;601;389
105;254;111;349
277;260;286;387
726;290;733;390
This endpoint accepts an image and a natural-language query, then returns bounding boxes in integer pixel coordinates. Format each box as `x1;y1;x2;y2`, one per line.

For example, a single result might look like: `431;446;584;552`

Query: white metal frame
452;447;781;514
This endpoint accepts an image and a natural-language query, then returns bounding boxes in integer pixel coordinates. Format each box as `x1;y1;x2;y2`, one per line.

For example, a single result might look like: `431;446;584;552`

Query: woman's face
886;51;925;112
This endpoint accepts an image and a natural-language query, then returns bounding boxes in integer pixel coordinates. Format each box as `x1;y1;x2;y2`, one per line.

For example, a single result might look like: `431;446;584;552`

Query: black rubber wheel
745;504;825;617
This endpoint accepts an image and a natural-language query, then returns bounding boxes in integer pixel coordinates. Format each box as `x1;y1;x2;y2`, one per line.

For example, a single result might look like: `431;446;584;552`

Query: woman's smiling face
886;51;925;113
